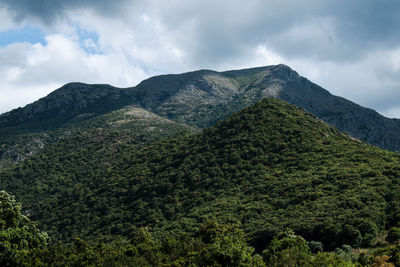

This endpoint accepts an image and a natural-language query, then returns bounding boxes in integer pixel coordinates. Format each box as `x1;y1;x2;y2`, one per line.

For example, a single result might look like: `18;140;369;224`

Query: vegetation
0;190;48;266
2;61;400;266
0;194;360;266
1;98;400;253
386;227;400;243
3;196;399;267
0;105;195;170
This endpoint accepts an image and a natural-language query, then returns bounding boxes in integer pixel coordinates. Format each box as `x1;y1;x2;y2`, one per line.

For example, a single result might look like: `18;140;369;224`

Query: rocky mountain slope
130;64;400;151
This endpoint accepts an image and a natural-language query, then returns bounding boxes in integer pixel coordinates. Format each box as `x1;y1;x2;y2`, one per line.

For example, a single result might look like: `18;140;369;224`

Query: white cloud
0;83;61;114
284;47;400;118
4;66;22;81
0;31;150;113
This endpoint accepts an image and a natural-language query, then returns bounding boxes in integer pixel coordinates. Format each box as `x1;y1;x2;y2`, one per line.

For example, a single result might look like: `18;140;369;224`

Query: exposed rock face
125;64;400;152
128;70;241;126
1;64;400;152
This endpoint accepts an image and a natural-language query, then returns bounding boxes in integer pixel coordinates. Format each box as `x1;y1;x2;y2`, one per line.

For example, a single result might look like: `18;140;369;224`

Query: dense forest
2;189;400;266
0;99;400;265
2;99;400;265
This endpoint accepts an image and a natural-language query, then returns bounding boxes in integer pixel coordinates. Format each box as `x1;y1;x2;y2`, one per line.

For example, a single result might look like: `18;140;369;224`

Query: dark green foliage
262;230;357;266
334;244;359;263
368;244;400;266
263;229;312;266
0;190;48;266
0;212;356;266
0;83;135;131
309;241;324;253
1;98;400;254
196;221;264;266
312;252;358;267
337;225;362;248
4;64;400;174
6;217;266;266
387;227;400;243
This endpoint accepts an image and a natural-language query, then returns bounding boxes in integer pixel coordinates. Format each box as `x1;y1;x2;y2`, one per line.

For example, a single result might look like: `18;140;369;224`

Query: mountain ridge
1;64;400;161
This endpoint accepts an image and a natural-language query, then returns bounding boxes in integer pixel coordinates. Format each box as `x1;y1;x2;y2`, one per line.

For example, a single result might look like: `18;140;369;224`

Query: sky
0;0;400;118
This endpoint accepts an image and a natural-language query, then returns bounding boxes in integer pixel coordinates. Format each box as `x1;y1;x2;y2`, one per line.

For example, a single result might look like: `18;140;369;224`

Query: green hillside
0;105;195;170
2;99;400;254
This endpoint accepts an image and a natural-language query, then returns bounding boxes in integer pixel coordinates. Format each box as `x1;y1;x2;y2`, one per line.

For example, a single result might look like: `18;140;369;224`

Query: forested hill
2;98;400;253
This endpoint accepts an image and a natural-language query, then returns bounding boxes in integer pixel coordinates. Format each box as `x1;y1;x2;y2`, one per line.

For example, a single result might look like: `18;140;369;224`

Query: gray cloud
0;0;400;117
150;0;400;65
3;0;399;63
0;0;129;23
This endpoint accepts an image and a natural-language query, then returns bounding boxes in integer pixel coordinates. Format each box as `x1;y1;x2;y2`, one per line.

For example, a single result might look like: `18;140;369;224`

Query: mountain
131;64;400;151
2;64;400;170
2;98;400;251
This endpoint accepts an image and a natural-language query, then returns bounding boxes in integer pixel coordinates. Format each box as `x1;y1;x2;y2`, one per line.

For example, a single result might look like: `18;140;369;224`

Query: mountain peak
269;63;300;79
210;97;338;143
274;63;292;70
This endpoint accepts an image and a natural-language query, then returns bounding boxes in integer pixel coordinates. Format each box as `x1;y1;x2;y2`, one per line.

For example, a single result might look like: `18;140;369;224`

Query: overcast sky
0;0;400;117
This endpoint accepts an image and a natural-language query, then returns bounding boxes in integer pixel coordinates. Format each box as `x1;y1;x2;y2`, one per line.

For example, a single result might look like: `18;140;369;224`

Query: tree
197;221;265;266
309;241;323;253
337;225;362;247
0;190;49;266
263;229;312;266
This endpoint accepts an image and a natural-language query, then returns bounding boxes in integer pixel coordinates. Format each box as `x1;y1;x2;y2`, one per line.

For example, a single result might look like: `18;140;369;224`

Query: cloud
0;6;14;31
3;0;400;65
0;0;130;24
286;48;400;118
1;0;400;118
143;0;400;65
142;0;400;117
0;33;148;113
